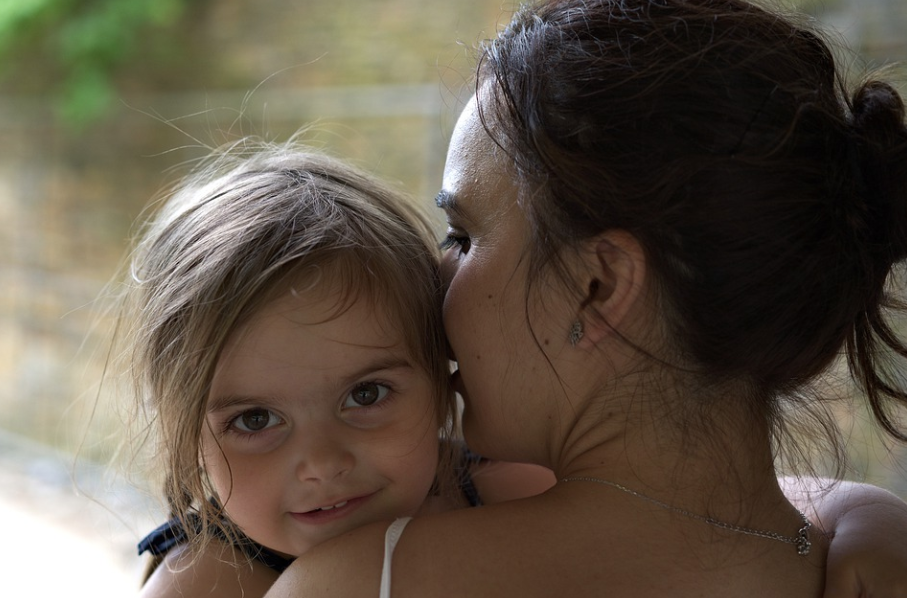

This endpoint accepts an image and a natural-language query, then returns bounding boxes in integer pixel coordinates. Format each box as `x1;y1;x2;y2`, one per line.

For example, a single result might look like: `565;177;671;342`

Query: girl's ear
574;230;647;347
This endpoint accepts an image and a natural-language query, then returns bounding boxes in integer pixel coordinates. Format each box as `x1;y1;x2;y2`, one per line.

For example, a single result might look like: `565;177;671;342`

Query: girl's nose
294;432;355;482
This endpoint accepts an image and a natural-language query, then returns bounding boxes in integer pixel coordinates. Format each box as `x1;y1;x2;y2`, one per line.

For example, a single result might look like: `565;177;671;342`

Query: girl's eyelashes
439;233;471;253
224;408;284;435
213;380;398;436
342;381;391;409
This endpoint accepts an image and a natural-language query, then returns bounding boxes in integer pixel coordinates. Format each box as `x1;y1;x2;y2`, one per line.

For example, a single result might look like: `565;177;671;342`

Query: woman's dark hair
478;0;907;440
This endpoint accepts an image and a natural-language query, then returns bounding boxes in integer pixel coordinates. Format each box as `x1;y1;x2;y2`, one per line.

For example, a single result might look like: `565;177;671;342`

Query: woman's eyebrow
435;190;470;221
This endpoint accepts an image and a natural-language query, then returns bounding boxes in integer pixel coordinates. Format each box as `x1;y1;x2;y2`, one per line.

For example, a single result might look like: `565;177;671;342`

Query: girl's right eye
229;408;283;434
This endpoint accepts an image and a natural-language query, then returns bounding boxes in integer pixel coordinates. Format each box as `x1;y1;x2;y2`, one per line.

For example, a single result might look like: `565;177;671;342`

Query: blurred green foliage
0;0;186;126
0;0;843;129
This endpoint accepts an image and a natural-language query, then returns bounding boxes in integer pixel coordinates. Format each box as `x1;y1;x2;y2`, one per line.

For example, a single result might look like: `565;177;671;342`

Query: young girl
124;141;551;598
122;140;907;598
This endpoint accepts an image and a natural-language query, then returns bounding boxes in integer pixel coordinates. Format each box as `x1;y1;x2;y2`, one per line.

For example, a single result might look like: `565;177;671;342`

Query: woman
266;0;907;595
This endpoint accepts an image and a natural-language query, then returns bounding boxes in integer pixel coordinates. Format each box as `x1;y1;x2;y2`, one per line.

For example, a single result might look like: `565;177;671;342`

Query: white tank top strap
379;517;413;598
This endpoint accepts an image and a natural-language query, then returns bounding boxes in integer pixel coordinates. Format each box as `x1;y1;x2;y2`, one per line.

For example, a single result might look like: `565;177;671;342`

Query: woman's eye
343;382;390;408
230;408;282;433
439;233;471;254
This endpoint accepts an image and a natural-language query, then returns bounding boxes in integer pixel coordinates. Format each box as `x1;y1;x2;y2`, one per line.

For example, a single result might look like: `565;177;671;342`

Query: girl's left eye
230;408;283;433
343;382;390;408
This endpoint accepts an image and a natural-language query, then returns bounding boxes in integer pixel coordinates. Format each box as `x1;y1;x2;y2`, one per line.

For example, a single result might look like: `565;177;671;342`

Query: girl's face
438;92;576;466
201;283;439;558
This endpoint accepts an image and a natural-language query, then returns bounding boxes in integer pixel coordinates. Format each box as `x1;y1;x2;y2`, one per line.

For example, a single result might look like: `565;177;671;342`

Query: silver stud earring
569;320;584;347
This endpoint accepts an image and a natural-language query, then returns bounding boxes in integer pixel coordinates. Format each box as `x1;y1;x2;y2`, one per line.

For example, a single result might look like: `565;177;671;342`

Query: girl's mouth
308;500;348;512
290;494;372;525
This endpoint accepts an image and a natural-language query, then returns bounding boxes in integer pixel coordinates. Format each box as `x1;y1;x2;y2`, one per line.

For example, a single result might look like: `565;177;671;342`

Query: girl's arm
781;477;907;598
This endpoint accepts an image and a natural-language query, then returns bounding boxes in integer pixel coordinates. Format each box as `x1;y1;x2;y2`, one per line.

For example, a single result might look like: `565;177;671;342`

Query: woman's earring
569;320;584;347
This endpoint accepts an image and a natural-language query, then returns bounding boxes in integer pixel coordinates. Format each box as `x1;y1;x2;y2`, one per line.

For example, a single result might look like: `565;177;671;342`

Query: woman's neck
551;371;789;522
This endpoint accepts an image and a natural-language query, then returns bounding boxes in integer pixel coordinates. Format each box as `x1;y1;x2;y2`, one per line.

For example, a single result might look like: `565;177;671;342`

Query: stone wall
0;0;905;493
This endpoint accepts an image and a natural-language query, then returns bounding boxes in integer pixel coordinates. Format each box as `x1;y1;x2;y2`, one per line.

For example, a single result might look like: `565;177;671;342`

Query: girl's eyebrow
338;358;416;388
206;394;269;413
206;358;417;413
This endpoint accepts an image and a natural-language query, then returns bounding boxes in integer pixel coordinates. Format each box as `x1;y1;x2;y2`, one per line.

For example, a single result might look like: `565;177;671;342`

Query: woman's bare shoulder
267;500;562;598
267;485;828;598
265;520;391;597
140;541;280;598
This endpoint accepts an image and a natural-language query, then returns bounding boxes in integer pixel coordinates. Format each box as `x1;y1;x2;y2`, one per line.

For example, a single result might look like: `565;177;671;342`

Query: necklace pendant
795;524;811;556
561;476;813;557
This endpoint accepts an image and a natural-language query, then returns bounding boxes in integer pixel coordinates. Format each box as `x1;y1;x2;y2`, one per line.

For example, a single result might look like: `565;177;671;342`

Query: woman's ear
574;230;646;347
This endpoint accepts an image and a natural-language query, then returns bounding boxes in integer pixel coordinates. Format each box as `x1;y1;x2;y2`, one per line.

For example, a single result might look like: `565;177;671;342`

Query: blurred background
1;0;905;594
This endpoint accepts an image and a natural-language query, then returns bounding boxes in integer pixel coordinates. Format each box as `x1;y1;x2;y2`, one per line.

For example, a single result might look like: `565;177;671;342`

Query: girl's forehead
249;262;377;319
234;274;422;355
218;290;407;369
253;281;388;331
220;255;435;378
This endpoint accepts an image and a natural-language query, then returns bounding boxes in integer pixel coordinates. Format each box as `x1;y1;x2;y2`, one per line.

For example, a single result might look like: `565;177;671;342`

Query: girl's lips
289;493;372;525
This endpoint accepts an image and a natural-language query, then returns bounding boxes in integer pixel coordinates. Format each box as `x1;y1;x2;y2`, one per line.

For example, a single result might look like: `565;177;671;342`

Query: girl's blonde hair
121;140;453;571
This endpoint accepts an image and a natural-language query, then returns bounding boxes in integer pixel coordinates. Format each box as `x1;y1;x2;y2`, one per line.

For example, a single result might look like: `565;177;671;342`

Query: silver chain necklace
561;476;812;556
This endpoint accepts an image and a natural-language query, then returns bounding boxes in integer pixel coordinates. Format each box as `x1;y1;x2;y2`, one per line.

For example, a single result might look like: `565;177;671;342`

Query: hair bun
851;81;906;146
849;80;907;265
